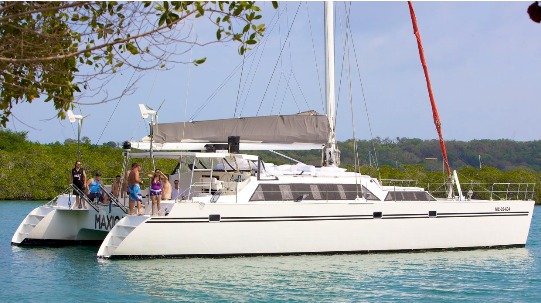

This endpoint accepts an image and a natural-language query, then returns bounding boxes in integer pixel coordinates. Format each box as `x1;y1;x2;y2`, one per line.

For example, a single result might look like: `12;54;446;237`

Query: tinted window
384;191;436;201
250;184;379;202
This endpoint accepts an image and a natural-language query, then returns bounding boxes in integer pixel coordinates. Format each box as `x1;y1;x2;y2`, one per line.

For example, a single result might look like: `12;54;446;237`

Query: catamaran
12;2;535;258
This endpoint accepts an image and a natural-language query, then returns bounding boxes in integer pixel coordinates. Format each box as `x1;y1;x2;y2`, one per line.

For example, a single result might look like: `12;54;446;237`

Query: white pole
323;1;339;166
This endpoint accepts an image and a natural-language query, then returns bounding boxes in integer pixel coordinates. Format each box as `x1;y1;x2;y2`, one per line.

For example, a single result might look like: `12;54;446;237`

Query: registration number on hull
495;206;511;212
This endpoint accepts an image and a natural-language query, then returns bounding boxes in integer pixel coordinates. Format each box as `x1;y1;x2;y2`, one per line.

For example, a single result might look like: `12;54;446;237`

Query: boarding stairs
11;185;96;245
11;205;55;245
97;215;147;258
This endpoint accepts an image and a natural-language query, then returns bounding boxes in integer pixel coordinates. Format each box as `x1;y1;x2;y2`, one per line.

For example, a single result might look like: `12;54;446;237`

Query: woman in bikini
149;169;162;216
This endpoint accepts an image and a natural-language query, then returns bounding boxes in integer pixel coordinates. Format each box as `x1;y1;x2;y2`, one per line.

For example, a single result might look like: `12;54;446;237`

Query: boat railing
70;184;99;211
46;184;99;211
489;183;536;201
99;184;129;214
173;188;191;202
427;182;536;201
381;179;418;187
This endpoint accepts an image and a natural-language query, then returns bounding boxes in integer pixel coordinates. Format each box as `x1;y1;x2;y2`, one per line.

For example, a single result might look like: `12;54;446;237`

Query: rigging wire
277;72;301;114
190;8;282;121
342;3;360;175
282;3;311;114
291;72;311;112
189;59;246;120
305;1;325;114
345;13;362;196
182;17;196;143
343;2;380;171
233;51;247;118
270;73;283;114
238;9;282;116
255;2;302;116
270;4;285;115
335;4;349;133
94;61;141;146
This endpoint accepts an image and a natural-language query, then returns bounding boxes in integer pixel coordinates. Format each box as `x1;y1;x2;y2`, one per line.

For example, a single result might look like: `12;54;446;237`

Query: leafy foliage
0;129;178;200
0;129;539;203
338;138;541;172
0;1;277;127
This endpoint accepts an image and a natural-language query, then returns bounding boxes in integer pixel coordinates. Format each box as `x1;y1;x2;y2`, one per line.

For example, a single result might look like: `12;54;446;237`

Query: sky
6;1;541;145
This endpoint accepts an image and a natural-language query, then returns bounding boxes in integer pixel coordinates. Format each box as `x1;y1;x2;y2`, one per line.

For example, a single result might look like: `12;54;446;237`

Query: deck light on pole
139;103;161;168
67;109;89;161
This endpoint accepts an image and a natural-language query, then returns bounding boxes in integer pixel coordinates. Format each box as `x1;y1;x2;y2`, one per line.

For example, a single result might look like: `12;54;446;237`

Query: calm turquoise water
2;201;541;302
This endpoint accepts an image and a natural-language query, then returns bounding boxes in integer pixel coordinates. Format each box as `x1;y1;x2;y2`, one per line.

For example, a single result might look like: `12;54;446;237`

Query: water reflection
98;248;536;302
4;201;541;302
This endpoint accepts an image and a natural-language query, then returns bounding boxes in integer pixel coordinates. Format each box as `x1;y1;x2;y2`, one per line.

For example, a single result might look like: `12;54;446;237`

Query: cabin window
384;191;436;201
249;184;379;202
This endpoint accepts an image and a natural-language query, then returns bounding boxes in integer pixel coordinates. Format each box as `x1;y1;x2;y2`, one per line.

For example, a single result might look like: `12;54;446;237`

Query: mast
407;2;453;194
322;1;340;166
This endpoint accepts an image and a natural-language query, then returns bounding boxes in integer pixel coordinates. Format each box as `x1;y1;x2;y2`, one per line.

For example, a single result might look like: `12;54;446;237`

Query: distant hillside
253;138;541;172
339;138;541;172
1;129;540;200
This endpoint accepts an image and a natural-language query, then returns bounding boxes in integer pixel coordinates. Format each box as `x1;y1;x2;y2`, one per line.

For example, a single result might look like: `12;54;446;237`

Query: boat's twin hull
101;200;535;258
11;196;129;246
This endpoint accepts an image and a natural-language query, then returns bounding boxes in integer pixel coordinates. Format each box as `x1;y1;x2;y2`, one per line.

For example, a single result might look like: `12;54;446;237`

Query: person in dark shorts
70;161;87;209
87;172;105;204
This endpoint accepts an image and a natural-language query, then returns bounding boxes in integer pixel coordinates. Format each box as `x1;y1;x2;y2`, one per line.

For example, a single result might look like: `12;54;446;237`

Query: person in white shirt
171;179;181;200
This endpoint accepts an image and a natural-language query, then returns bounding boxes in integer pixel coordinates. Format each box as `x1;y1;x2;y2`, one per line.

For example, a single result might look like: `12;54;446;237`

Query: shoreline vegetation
1;129;540;203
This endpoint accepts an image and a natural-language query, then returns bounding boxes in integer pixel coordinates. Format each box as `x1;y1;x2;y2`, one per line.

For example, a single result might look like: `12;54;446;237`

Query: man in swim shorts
128;163;143;215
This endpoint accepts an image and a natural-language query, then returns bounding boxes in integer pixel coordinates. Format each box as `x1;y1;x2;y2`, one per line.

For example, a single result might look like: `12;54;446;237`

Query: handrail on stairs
53;184;98;211
70;184;98;211
99;184;129;214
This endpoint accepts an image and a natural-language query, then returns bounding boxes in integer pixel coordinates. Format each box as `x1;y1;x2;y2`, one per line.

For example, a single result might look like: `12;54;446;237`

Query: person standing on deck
122;167;132;200
171;179;181;200
128;163;143;215
70;161;87;209
161;174;172;201
148;169;162;216
112;175;121;198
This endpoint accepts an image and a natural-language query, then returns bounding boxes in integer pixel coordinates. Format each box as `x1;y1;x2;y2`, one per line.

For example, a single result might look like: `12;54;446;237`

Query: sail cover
151;113;330;145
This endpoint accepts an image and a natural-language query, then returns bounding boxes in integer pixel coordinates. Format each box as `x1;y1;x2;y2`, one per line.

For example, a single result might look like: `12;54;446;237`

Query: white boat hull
98;200;534;258
12;195;134;246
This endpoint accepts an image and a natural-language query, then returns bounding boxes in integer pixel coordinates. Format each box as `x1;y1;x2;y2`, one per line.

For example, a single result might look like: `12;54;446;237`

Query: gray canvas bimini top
151;113;330;145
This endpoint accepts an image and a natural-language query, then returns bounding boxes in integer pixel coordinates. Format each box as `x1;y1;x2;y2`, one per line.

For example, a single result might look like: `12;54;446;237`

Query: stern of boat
12;194;127;246
97;215;149;258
